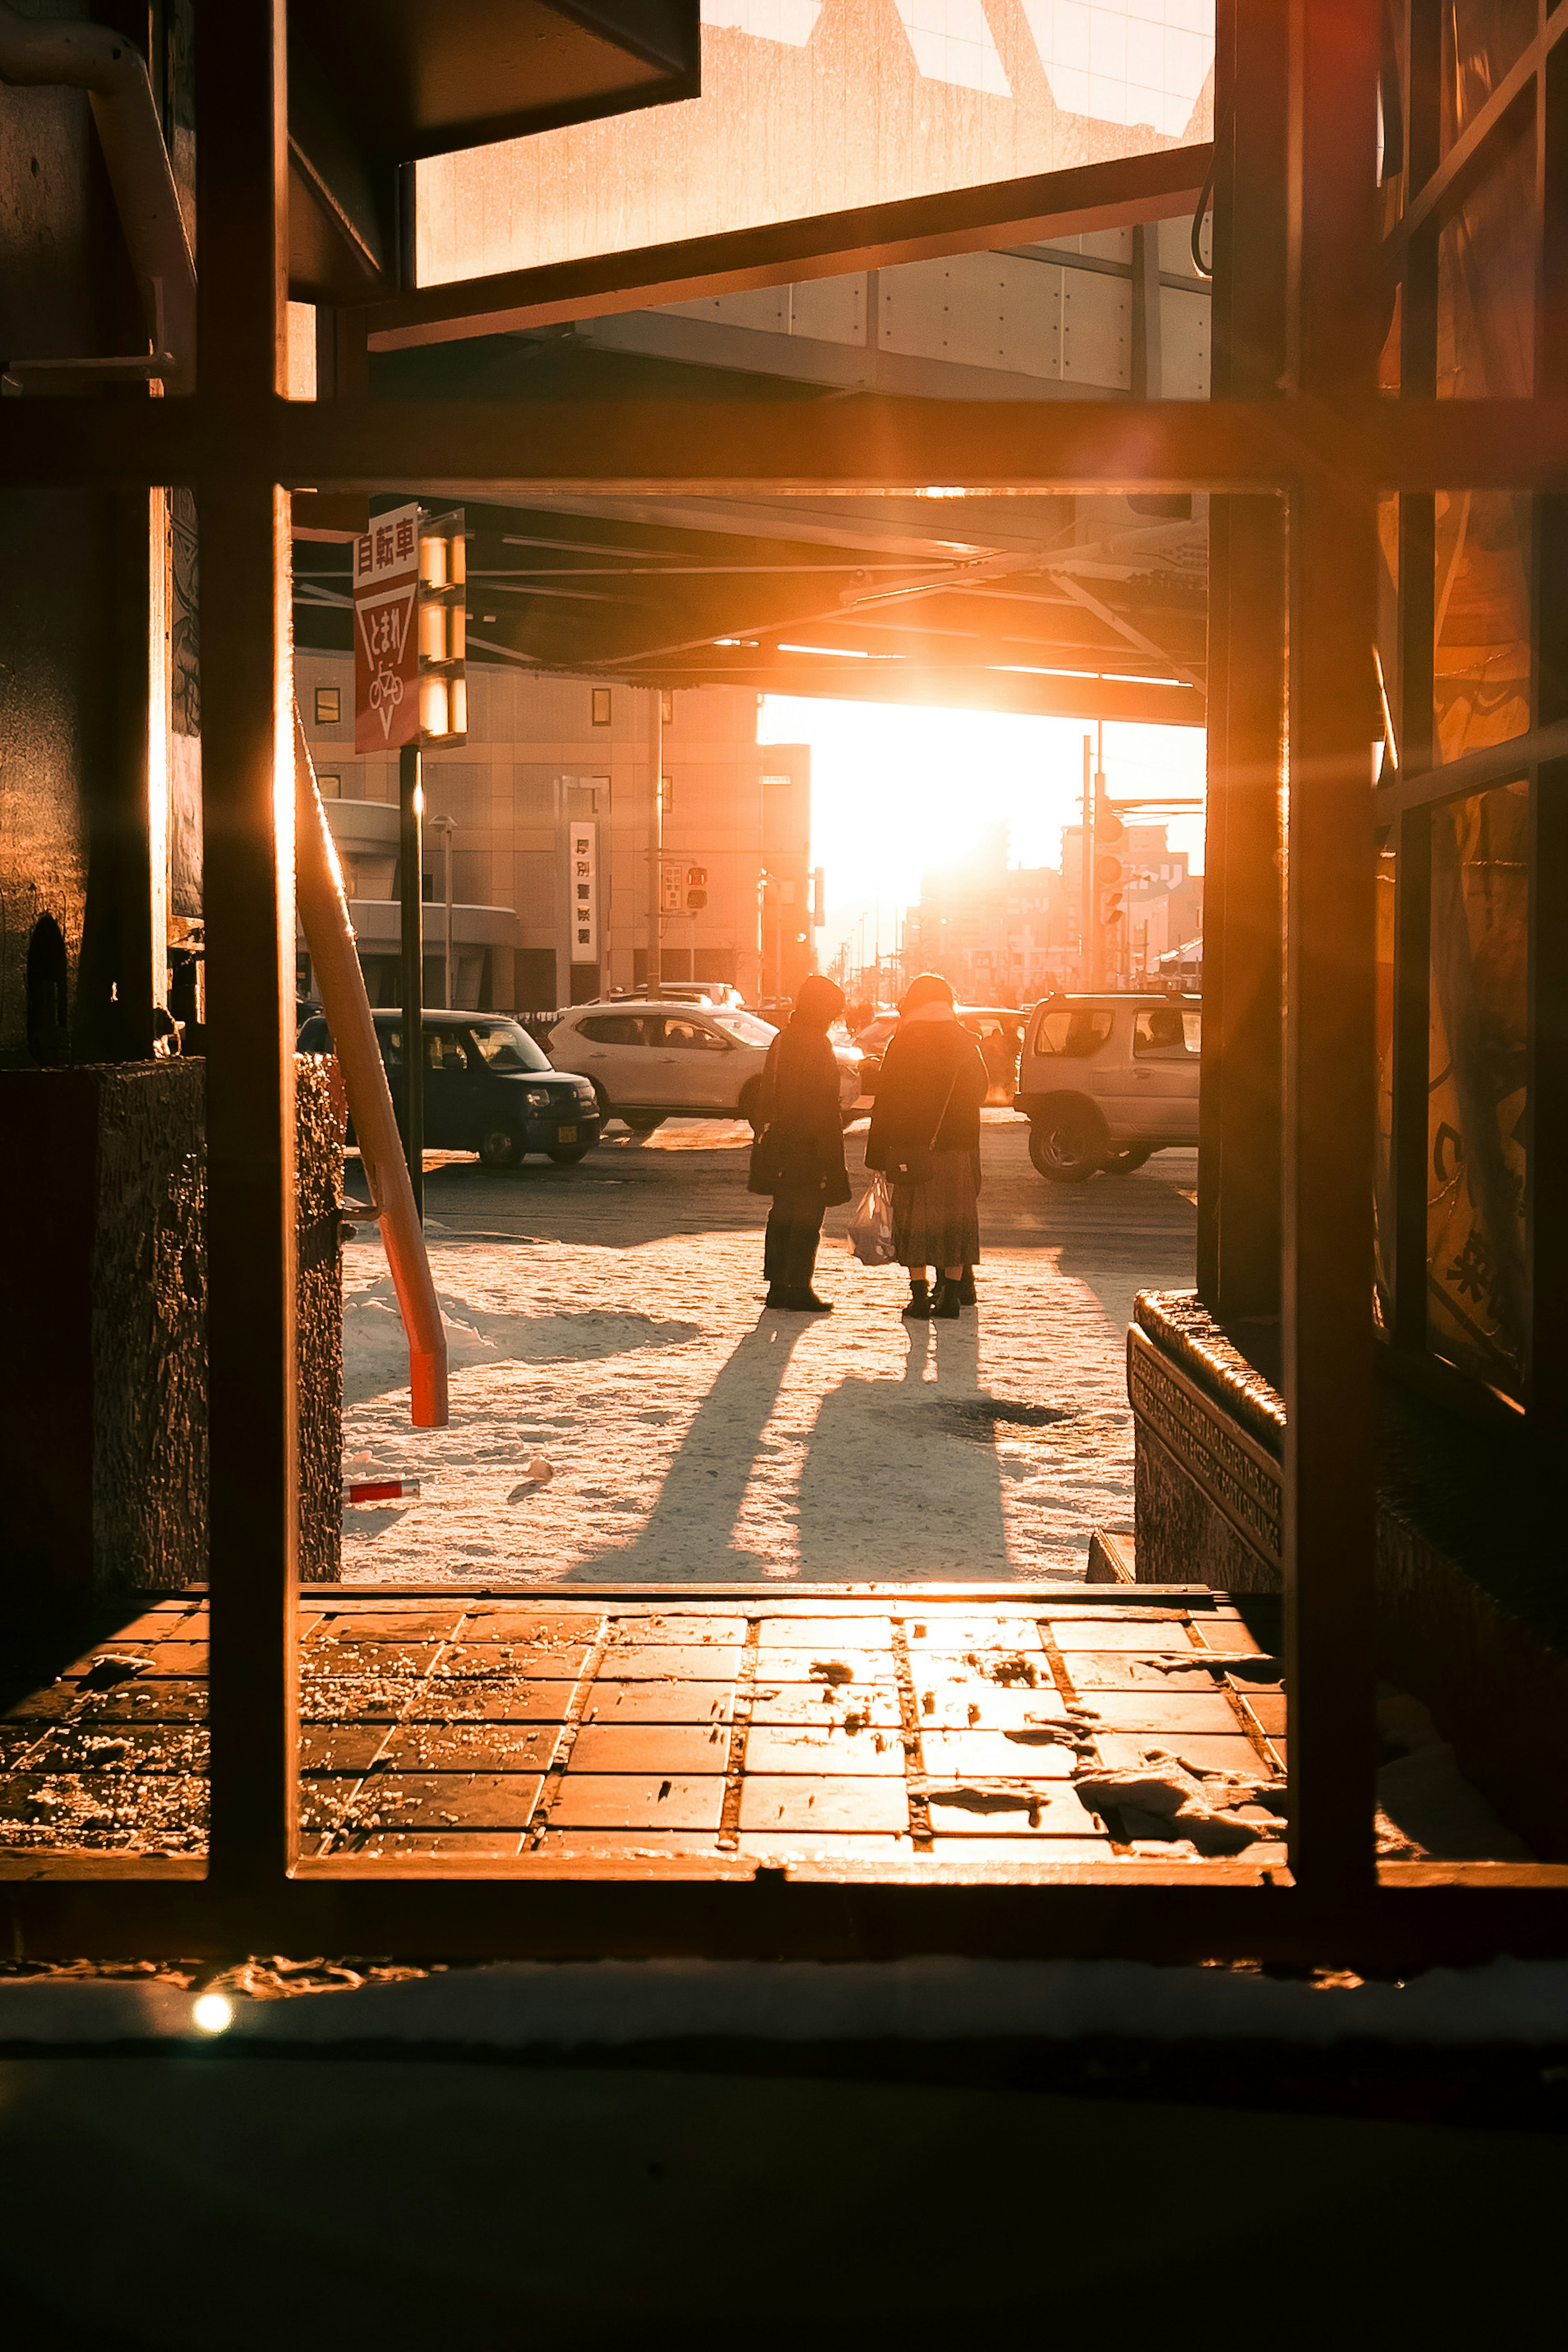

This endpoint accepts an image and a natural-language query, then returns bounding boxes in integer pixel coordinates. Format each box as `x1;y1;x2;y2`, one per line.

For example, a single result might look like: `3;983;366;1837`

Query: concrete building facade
295;651;811;1014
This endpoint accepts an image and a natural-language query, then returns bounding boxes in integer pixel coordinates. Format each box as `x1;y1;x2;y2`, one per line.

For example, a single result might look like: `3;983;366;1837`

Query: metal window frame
5;1;1568;1967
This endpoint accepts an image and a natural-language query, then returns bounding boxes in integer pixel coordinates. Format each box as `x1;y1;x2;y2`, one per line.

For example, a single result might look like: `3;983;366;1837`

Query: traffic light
686;864;708;911
1096;851;1125;931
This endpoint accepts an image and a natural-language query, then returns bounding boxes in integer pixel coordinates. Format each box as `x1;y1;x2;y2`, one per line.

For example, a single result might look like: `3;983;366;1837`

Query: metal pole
1096;719;1109;986
443;821;454;1008
648;695;663;998
399;741;424;1222
1081;732;1096;986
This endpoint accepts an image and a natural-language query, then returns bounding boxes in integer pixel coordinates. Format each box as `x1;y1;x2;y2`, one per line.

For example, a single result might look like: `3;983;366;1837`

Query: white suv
1014;993;1200;1181
548;999;862;1134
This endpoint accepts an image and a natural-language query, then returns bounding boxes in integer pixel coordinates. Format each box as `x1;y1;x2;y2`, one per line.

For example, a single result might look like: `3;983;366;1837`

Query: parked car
1013;993;1200;1181
649;980;747;1009
853;1003;1027;1103
546;998;862;1132
296;1008;602;1169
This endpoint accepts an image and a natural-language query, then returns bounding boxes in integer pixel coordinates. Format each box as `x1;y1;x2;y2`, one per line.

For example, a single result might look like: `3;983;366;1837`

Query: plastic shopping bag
848;1173;897;1266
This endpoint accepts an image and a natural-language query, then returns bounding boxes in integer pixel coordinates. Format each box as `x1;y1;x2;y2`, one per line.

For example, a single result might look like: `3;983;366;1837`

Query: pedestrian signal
686;866;707;888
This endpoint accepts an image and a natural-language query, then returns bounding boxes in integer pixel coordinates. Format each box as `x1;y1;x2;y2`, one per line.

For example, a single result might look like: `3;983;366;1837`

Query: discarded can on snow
342;1477;422;1506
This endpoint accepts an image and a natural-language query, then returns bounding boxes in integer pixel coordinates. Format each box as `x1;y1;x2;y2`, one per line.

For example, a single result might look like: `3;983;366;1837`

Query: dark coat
864;1017;987;1175
747;1017;851;1209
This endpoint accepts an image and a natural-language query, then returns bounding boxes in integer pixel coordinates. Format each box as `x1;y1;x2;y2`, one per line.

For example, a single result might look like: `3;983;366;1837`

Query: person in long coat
864;971;987;1319
748;973;851;1312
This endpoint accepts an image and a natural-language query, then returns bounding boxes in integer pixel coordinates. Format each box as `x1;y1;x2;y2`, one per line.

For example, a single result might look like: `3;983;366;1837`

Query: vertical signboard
354;502;420;751
569;820;598;964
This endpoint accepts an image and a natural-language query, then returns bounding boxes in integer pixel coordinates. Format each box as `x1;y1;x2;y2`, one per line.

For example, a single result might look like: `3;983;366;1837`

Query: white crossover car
547;999;862;1134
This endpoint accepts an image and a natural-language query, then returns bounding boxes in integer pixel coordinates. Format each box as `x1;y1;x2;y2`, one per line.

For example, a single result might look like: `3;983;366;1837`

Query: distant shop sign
354;501;420;751
570;820;598;964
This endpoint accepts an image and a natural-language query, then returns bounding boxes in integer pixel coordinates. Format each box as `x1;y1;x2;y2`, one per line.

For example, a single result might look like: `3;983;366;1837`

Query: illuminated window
314;686;341;725
316;772;341;798
592;688;612;726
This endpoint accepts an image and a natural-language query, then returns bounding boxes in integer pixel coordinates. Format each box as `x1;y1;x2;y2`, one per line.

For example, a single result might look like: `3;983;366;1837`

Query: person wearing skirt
864;973;988;1319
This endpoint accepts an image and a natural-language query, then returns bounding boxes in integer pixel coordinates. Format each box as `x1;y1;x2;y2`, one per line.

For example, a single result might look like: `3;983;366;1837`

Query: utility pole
647;695;664;998
1096;718;1109;987
1080;732;1096;987
430;812;457;1007
399;742;424;1221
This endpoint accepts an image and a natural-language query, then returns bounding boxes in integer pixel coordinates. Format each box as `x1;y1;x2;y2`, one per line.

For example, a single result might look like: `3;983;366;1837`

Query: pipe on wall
0;4;196;391
295;715;448;1430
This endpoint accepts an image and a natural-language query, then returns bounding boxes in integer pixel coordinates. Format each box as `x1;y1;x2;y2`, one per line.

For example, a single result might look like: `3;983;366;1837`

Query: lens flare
192;1992;234;2034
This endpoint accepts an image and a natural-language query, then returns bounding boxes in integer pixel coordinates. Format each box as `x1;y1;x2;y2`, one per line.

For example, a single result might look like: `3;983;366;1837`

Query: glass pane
1433;489;1532;761
1440;0;1537;157
1426;781;1529;1393
416;1;1216;287
1436;126;1535;400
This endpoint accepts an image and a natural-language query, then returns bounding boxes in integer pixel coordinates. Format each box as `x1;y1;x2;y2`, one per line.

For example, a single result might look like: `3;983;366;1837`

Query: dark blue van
297;1008;602;1168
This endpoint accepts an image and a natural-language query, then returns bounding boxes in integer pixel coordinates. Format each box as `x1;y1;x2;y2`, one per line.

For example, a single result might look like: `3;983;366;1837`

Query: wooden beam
197;0;299;1897
11;392;1568;496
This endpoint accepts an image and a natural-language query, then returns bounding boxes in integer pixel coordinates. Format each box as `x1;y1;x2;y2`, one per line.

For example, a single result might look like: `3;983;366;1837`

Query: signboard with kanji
354;501;420;751
569;821;598;965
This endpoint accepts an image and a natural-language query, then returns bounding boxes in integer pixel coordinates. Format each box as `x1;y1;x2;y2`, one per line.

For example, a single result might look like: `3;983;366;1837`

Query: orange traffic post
293;713;448;1428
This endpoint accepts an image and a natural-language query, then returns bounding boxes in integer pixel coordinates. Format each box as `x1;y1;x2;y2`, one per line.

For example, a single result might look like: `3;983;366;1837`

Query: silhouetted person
866;972;987;1319
749;973;850;1313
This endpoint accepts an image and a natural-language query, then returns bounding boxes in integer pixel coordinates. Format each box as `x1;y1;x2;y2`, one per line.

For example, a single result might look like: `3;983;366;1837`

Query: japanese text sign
354;502;420;751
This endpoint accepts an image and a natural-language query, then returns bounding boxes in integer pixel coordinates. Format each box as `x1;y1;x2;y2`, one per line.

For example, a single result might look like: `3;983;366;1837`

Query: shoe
958;1270;977;1305
790;1289;834;1313
902;1281;933;1320
932;1276;962;1320
764;1285;792;1309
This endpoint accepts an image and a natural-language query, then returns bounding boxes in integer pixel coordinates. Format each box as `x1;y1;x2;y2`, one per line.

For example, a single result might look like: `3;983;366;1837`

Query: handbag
848;1172;897;1265
884;1063;958;1187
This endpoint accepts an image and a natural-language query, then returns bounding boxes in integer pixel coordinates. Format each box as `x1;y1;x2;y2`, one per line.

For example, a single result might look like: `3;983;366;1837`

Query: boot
785;1222;829;1311
902;1278;933;1320
932;1275;962;1319
765;1285;793;1310
958;1268;977;1305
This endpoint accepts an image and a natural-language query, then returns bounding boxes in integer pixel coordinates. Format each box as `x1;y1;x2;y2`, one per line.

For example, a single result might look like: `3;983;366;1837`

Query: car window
659;1016;729;1051
1134;1009;1201;1058
298;1016;331;1053
378;1023;402;1067
425;1028;468;1071
1034;1009;1114;1058
463;1019;551;1073
578;1013;650;1047
712;1011;775;1046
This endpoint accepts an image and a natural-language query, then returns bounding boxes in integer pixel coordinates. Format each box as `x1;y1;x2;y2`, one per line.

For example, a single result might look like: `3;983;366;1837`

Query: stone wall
0;1055;342;1618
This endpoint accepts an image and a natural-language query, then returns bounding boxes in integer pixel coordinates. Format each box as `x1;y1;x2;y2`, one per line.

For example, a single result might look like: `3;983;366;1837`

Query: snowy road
339;1115;1198;1590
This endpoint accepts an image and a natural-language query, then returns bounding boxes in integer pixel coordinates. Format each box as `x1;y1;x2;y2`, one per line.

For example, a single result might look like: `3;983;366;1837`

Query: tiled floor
0;1587;1287;1876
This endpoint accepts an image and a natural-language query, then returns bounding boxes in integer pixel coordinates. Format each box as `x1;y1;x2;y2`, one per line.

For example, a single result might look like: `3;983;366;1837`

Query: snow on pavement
339;1123;1196;1589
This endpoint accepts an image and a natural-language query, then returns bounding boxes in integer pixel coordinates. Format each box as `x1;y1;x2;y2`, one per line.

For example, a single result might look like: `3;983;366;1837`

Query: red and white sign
353;502;420;751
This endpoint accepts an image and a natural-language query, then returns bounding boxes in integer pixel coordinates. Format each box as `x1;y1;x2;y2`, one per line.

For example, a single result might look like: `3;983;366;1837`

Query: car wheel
1028;1103;1107;1183
478;1124;523;1169
739;1079;764;1134
624;1114;664;1135
1100;1144;1155;1175
548;1145;591;1164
